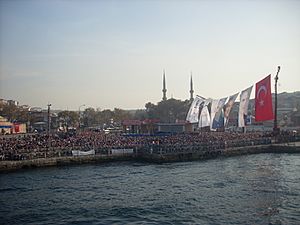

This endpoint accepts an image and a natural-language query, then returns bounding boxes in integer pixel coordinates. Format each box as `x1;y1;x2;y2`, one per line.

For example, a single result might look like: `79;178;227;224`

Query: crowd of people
0;130;298;161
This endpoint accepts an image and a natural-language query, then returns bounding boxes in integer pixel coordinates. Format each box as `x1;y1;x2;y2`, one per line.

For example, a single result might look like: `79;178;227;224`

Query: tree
113;108;132;123
0;103;30;123
143;99;190;123
58;110;79;128
145;102;157;119
134;109;147;120
82;107;96;127
97;109;114;128
0;103;18;122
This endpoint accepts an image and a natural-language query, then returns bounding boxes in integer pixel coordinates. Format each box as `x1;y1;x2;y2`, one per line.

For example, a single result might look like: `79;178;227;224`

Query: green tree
113;108;132;123
145;102;157;119
134;109;147;120
144;99;190;123
58;110;79;128
97;109;114;128
0;103;30;123
82;107;97;127
0;103;18;122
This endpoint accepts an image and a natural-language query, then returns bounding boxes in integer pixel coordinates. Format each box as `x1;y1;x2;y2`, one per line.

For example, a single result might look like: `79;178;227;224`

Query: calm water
0;154;300;225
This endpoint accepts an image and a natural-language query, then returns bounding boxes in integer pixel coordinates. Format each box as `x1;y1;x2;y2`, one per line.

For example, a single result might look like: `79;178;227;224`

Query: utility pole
46;103;51;158
273;66;280;135
78;104;85;131
47;103;51;135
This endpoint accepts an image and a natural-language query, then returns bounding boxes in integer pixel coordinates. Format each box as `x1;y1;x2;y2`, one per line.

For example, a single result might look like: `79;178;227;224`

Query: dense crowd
0;130;298;161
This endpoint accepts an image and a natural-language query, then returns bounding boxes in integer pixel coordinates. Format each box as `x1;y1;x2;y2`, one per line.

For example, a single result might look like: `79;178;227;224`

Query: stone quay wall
1;142;300;172
0;154;135;172
136;142;300;163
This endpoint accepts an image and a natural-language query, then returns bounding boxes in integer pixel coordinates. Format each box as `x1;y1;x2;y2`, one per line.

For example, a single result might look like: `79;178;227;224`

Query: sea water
0;153;299;224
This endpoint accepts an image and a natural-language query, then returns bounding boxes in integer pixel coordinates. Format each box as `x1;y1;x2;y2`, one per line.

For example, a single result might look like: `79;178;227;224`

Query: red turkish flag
255;74;274;121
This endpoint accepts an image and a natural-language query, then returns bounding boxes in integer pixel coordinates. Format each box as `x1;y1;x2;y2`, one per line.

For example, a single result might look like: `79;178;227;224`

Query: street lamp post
273;66;280;135
47;103;51;135
46;103;51;158
78;104;85;130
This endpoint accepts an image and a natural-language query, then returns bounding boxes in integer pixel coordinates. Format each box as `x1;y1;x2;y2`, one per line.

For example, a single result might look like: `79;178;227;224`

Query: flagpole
273;66;280;135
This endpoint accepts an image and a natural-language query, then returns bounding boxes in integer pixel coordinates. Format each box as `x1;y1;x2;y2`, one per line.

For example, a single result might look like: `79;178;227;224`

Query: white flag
238;86;253;127
186;95;205;123
203;98;212;107
210;97;227;130
199;105;210;128
224;92;239;126
210;99;219;130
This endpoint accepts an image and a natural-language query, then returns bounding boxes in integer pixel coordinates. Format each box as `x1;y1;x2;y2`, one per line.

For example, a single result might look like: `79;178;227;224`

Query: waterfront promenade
0;131;278;160
1;140;300;172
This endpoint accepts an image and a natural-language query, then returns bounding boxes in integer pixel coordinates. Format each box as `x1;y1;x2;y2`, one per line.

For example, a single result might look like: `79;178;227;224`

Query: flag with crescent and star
255;74;274;121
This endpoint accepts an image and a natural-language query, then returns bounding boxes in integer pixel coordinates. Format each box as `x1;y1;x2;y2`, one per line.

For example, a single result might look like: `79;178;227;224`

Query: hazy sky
0;0;299;110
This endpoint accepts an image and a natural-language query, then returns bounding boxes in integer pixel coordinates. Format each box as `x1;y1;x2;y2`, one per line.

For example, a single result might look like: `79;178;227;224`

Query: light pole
273;66;280;135
78;104;85;130
46;103;51;158
47;103;51;135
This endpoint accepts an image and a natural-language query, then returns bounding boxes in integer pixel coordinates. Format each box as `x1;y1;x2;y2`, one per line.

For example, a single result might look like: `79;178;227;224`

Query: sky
0;0;299;110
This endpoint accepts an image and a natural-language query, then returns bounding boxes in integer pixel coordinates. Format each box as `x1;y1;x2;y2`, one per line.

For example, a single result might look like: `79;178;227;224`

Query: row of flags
186;74;274;130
